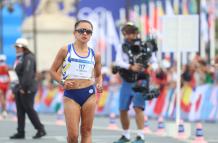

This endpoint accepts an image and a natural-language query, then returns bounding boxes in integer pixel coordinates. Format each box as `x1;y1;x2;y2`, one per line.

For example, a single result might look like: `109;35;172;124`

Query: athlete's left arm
94;53;103;93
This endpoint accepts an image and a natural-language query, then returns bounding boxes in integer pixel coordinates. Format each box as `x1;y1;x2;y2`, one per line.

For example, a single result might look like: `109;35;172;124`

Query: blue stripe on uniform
68;57;95;64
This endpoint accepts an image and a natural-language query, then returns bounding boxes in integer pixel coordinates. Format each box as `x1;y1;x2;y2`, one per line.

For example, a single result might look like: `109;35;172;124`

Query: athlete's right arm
50;46;67;84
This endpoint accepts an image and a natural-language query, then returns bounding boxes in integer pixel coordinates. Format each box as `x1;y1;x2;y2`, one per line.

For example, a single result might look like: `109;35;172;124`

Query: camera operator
113;23;149;143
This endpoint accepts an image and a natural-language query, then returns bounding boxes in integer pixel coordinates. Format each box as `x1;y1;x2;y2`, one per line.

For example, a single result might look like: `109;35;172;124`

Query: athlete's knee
81;125;92;137
67;133;79;143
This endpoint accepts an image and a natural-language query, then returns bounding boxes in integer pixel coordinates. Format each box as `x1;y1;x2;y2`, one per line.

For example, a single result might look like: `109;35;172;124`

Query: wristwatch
60;79;65;86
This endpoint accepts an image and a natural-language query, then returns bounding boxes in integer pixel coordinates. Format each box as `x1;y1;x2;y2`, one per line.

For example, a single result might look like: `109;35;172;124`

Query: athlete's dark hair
74;20;93;30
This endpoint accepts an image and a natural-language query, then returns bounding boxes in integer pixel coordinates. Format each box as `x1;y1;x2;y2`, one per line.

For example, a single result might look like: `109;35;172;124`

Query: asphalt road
0;114;217;143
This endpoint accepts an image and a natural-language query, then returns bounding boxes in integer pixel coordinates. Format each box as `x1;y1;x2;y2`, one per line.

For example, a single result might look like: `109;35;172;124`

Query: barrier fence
5;82;218;122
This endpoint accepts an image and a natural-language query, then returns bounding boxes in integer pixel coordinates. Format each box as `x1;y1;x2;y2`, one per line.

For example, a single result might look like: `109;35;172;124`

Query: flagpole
197;0;201;55
176;17;181;125
0;1;3;54
125;0;131;21
210;0;216;64
32;0;37;70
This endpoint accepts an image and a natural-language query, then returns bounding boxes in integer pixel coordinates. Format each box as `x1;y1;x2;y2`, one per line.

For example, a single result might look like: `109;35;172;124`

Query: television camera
112;38;160;100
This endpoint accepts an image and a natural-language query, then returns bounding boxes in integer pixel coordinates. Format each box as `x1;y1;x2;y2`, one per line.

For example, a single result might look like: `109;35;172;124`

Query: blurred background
0;0;218;122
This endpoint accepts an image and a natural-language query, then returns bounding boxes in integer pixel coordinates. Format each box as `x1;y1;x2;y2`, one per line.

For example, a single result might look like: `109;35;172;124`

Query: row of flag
124;0;211;38
119;0;216;63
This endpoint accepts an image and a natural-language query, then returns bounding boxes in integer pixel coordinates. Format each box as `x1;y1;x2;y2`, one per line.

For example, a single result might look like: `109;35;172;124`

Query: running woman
50;20;103;143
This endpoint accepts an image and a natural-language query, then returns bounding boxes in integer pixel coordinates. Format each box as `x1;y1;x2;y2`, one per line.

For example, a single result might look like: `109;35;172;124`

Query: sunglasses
75;28;93;35
15;45;23;48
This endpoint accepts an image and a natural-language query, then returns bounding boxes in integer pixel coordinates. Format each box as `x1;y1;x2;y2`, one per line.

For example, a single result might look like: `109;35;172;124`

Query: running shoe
131;136;145;143
113;135;131;143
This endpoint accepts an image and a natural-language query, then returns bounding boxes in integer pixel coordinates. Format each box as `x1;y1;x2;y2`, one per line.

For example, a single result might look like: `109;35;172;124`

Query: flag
209;86;218;120
201;0;209;43
119;8;126;24
44;89;57;107
183;0;189;15
200;85;213;121
144;0;150;35
140;3;146;40
106;11;121;65
181;85;192;113
149;1;154;31
153;0;158;30
162;88;175;117
188;0;197;14
153;87;168;115
166;0;175;15
160;0;166;14
134;5;141;30
179;0;183;14
188;85;207;121
173;0;179;14
129;9;136;23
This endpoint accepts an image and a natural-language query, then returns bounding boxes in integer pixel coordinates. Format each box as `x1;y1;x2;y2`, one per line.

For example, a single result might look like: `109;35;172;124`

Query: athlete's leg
80;94;96;143
64;97;81;143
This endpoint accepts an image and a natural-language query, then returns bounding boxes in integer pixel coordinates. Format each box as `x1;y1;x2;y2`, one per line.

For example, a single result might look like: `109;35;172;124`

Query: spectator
0;54;10;118
10;37;46;139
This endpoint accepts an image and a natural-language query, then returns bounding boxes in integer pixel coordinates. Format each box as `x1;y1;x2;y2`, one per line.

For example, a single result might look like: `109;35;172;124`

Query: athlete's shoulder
94;52;101;62
61;44;69;53
61;43;73;51
56;45;69;60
